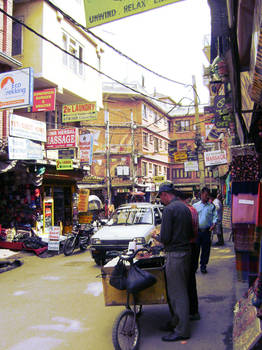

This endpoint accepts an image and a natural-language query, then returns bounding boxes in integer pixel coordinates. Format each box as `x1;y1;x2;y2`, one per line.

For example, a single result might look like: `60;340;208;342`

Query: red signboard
46;128;78;149
32;88;56;112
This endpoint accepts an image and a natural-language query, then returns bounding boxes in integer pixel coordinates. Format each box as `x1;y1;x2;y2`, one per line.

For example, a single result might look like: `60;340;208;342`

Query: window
165;142;168;151
154;137;159;152
142;104;148;120
149;135;154;144
158;165;162;173
12;17;23;55
142;162;147;176
143;132;149;148
159;139;162;148
62;32;84;76
153;164;158;176
172;168;192;179
175;120;191;132
149;163;152;172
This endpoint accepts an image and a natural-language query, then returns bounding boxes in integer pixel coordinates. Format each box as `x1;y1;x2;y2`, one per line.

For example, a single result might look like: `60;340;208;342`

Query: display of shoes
162;332;190;342
189;312;201;321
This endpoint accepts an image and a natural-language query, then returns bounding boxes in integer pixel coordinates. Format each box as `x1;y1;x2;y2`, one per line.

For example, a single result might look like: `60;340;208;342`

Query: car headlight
91;238;101;244
136;237;146;244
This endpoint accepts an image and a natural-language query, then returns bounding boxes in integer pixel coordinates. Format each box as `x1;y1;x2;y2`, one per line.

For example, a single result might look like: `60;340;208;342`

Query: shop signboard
62;102;97;122
204;150;227;166
46;128;78;149
58;148;75;159
0;67;34;109
153;175;166;183
43;198;53;234
174;151;187;162
78;189;90;212
32;88;56;112
8;136;43;160
184;161;198;172
48;226;60;251
79;132;93;165
84;0;182;29
214;95;232;128
56;159;73;170
9;114;46;142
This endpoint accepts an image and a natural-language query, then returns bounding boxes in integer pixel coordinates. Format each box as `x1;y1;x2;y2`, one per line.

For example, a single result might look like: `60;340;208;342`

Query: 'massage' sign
84;0;184;28
204;150;227;166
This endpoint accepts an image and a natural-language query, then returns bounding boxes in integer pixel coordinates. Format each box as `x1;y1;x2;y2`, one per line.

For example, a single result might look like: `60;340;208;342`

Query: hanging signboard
58;148;76;159
46;128;78;149
0;67;34;109
174;151;187;162
84;0;184;29
43;198;54;234
48;226;60;251
153;175;166;183
10;114;46;142
184;161;199;172
8;136;43;160
204;150;227;166
79;132;94;165
62;102;97;122
56;159;73;170
32;88;56;112
78;189;90;212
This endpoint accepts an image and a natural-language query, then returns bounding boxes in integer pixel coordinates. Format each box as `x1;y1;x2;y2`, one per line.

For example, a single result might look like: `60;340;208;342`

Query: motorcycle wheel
79;241;89;251
112;310;140;350
63;236;76;256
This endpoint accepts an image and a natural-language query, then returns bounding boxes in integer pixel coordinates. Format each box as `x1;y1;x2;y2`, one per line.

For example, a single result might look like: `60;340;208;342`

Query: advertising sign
204;150;227;166
153;175;166;183
32;88;56;112
184;161;199;172
8;136;43;160
62;102;97;122
84;0;183;29
46;128;78;149
78;189;90;212
58;148;75;159
79;132;93;165
174;151;187;162
0;67;33;109
56;159;73;170
48;226;60;251
10;114;46;142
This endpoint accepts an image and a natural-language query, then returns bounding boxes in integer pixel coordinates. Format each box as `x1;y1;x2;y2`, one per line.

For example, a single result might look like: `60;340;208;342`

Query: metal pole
105;108;111;204
130;110;135;192
192;75;205;189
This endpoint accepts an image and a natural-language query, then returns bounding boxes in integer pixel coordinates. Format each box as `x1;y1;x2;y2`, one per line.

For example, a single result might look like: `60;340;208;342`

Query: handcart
101;248;167;350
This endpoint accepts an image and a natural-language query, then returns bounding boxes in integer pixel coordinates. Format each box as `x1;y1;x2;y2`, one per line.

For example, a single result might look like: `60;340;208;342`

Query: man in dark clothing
157;182;193;342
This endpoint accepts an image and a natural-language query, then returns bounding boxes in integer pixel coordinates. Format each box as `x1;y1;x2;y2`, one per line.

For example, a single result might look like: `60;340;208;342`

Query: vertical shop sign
48;226;60;251
32;88;56;112
0;67;34;109
79;132;93;165
43;198;54;234
78;189;90;212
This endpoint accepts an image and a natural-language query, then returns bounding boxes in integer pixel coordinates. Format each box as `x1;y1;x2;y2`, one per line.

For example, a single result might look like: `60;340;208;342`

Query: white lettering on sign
238;199;254;205
204;150;227;166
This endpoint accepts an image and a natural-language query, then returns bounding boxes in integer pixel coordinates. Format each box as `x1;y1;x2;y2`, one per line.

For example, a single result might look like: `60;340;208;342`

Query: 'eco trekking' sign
84;0;184;28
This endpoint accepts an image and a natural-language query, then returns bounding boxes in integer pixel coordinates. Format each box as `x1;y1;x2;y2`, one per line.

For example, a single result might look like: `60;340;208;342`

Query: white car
90;202;162;265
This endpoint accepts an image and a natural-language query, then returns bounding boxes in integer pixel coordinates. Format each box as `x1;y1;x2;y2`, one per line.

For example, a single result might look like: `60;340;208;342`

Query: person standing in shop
157;182;193;342
213;193;224;246
193;187;217;274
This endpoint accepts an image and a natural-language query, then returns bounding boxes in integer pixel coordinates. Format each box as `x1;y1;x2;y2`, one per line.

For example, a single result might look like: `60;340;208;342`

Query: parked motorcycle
63;223;94;256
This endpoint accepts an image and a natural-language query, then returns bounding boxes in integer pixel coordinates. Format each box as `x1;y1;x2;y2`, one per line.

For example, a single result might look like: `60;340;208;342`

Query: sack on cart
109;258;128;290
126;263;157;294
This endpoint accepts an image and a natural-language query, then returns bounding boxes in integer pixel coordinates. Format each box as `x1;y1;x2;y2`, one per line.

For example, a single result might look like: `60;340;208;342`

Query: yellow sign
62;102;97;122
153;176;166;183
56;159;73;170
79;212;93;224
174;151;187;162
84;0;184;29
78;189;90;212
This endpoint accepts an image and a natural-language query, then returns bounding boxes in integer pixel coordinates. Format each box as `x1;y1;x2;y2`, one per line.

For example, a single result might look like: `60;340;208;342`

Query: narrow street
0;230;246;350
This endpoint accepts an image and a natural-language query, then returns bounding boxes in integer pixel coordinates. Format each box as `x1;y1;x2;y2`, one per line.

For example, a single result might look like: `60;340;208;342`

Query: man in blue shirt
193;187;217;274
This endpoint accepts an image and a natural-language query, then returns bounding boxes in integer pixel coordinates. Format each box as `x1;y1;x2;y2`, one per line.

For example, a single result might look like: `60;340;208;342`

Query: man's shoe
162;332;190;342
214;242;224;246
159;321;174;332
201;267;207;274
189;312;201;321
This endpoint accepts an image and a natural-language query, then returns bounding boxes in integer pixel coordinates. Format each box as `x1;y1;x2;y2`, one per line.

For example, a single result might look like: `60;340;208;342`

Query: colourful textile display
233;224;256;252
232;194;258;224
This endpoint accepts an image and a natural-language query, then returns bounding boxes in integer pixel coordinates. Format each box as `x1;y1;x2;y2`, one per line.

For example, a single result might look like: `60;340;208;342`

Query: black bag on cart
126;263;157;294
109;258;128;290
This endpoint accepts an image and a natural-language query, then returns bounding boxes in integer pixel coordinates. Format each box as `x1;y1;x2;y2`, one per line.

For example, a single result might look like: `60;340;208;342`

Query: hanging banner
79;132;94;166
204;150;227;166
78;189;90;212
0;67;34;109
84;0;184;29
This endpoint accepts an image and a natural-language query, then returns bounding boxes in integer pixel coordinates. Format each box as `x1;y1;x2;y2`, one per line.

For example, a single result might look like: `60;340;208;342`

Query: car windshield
108;207;153;225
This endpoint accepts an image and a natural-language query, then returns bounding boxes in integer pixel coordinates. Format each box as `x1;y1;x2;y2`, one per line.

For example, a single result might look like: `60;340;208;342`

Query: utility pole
192;75;205;189
105;108;111;204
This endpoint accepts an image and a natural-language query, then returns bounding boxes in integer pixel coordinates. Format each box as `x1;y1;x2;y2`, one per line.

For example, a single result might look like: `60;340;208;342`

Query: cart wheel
112;309;140;350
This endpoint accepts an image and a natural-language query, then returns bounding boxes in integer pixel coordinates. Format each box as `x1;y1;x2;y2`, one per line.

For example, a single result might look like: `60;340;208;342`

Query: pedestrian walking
193;187;217;274
180;192;201;321
157;182;193;342
213;193;224;246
